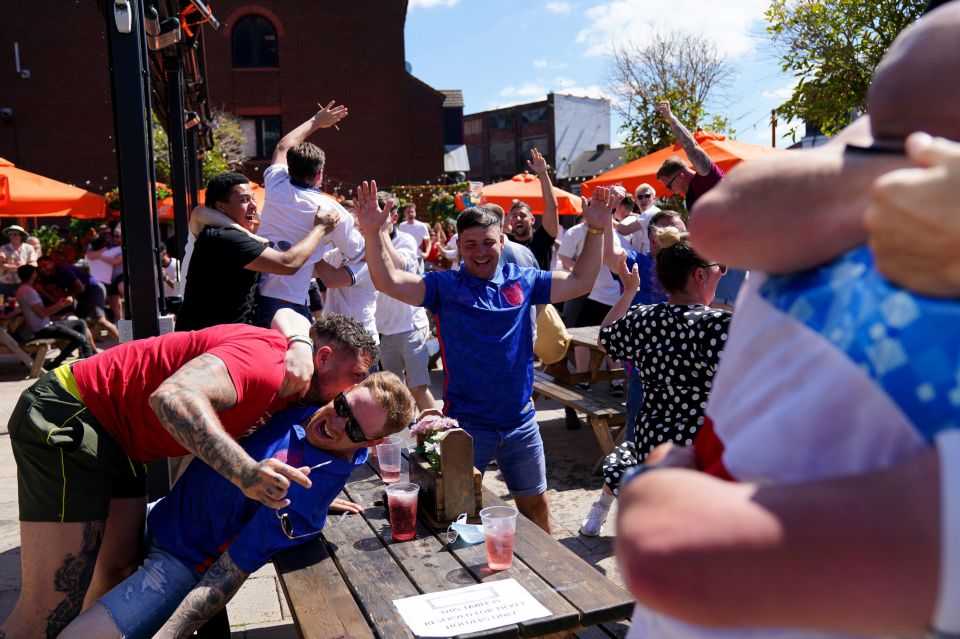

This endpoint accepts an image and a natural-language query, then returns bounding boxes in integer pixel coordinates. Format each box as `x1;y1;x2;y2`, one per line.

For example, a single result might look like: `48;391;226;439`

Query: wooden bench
532;370;626;465
0;326;67;378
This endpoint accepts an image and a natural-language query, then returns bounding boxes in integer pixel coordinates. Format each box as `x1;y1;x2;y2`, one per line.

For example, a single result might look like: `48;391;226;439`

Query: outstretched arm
155;551;249;639
598;259;639;348
148;354;312;508
617;448;938;635
528;148;558;239
657;101;713;175
688;116;910;273
550;187;615;303
355;181;426;307
271;101;348;166
245;208;339;275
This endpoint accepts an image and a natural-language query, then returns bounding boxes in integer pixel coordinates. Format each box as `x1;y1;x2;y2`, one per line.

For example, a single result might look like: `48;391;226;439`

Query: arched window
231;15;278;68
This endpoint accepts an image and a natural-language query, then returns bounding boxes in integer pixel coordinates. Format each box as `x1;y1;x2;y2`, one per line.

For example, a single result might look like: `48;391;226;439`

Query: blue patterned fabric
760;246;960;442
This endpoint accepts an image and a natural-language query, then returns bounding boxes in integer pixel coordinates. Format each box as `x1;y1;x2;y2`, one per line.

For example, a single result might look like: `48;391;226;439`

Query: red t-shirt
72;325;290;462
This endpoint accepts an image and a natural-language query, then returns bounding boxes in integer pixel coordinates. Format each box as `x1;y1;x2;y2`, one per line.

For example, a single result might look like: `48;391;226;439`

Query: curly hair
310;314;379;365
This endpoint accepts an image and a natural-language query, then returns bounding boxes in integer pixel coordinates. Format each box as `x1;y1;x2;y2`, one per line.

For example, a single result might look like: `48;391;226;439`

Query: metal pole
165;54;190;263
771;109;777;148
103;0;161;340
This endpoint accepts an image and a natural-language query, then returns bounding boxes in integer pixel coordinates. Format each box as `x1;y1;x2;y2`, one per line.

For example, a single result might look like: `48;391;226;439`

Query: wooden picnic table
274;456;634;639
554;326;623;384
0;312;63;378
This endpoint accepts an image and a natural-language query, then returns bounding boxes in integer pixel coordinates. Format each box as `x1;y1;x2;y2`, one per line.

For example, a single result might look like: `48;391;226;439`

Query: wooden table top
566;325;602;351
275;459;634;639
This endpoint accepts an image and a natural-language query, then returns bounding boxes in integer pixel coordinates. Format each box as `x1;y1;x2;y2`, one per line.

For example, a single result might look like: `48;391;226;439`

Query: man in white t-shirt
254;101;363;327
373;202;437;411
0;225;38;298
396;203;430;253
316;248;378;348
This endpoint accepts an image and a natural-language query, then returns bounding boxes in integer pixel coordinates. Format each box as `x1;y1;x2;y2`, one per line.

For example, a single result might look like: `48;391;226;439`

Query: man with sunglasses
1;312;378;638
60;371;415;639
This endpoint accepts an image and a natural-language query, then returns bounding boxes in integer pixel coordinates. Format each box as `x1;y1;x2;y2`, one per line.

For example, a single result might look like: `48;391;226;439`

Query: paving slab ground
0;351;630;637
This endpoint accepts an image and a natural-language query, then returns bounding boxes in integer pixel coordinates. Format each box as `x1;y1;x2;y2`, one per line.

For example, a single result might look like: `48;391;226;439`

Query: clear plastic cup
386;482;420;542
376;440;402;483
370;434;402;459
480;506;518;570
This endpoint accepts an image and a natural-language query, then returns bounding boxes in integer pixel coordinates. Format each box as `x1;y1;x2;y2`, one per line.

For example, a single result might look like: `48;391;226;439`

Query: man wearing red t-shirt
3;312;377;638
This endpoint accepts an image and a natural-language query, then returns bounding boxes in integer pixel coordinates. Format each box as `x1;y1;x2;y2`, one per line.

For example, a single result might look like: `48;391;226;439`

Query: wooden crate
408;429;482;527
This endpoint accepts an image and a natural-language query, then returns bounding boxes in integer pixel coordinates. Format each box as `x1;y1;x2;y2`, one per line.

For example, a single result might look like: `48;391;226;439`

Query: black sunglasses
276;511;323;540
637;193;653;199
334;392;369;443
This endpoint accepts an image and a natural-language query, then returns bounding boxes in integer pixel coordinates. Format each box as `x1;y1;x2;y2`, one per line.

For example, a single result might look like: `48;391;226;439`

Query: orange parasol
580;131;783;198
0;157;105;218
480;173;583;216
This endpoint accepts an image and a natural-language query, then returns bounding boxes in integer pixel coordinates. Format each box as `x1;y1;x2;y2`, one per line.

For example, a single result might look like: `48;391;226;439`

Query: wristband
286;335;315;354
587;226;604;235
933;430;960;636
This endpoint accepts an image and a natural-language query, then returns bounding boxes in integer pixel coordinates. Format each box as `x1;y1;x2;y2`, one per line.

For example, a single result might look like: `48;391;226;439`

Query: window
231;15;279;68
464;119;483;136
467;146;484;168
489;140;515;164
521;106;549;124
488;113;512;131
521;136;549;161
240;116;282;159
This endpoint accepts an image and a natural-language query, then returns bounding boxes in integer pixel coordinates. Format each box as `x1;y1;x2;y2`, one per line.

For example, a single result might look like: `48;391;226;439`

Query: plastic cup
377;440;402;483
386;482;420;542
370;435;402;459
480;506;518;570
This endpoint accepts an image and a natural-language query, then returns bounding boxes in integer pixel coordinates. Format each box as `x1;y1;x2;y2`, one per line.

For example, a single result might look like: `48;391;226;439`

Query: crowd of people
2;1;959;637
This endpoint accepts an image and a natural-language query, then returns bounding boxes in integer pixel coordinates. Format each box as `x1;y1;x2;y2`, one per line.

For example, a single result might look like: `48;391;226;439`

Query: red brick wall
0;1;445;195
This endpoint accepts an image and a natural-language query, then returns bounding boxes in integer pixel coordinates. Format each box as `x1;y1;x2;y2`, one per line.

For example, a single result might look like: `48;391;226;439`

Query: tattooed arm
154;551;249;639
657;101;713;176
149;354;312;509
354;180;426;306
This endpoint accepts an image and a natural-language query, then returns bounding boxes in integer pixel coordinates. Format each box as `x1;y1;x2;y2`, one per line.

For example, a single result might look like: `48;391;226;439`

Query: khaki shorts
9;365;147;522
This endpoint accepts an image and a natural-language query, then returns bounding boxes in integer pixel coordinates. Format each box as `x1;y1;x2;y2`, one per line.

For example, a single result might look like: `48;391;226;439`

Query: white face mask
445;513;484;545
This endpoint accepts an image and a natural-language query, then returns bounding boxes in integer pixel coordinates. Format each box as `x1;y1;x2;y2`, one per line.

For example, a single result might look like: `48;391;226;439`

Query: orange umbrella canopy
480;173;583;216
0;157;105;218
580;131;783;198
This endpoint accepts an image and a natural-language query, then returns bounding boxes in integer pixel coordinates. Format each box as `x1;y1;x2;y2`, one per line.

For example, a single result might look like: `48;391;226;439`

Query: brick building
0;1;450;195
464;93;610;185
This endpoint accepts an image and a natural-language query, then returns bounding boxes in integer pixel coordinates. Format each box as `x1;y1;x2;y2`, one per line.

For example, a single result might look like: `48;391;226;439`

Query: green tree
765;0;926;138
608;30;736;161
153;109;249;184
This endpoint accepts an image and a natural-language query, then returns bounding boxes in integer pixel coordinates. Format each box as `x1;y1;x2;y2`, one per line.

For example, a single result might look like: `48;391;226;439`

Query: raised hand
314;100;349;128
355;180;389;236
239;458;312;509
619;259;640;294
527;147;548;176
656;100;672;120
580;186;614;230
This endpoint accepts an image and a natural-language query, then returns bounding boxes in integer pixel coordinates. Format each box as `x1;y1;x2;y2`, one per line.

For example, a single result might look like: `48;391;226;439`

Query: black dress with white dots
598;303;732;494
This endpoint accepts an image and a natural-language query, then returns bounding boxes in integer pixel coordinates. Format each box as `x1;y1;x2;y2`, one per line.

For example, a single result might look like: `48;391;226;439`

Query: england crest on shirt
502;281;525;307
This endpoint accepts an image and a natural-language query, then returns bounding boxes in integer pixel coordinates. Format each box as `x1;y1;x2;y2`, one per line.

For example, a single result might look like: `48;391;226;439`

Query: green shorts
9;365;148;522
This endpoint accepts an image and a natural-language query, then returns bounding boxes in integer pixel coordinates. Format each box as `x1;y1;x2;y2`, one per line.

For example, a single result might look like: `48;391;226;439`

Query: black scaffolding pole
103;0;161;340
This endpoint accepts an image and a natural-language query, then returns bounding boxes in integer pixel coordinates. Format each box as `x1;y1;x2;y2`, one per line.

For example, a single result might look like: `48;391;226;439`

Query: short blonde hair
360;371;416;437
634;182;655;198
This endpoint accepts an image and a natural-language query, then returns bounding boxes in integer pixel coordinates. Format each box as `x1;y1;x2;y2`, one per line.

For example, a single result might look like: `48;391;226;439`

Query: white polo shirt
257;164;363;304
375;231;429;336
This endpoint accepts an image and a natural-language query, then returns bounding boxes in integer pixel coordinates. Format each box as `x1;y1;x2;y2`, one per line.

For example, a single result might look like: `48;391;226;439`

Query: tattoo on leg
44;520;105;638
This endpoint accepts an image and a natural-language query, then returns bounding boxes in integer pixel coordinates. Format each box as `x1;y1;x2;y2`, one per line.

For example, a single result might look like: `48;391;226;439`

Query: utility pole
771;109;778;148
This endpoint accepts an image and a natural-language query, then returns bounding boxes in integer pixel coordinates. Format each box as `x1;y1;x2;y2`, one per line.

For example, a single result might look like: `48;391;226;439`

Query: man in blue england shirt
60;372;415;639
356;179;615;532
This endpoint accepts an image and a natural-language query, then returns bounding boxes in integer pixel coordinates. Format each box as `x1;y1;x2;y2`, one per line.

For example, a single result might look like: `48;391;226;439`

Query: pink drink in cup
370;435;402;459
480;506;518;570
386;482;419;542
376;439;402;483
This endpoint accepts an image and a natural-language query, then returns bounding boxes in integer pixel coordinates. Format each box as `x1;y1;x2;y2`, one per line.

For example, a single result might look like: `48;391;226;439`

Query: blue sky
404;0;801;148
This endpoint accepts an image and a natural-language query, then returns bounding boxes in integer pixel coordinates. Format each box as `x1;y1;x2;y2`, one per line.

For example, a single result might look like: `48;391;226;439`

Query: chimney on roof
595;143;610;152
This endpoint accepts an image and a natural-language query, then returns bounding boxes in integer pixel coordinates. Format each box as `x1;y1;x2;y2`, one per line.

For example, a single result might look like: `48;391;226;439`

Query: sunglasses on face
707;263;728;275
637;193;653;199
334;392;369;443
665;174;682;191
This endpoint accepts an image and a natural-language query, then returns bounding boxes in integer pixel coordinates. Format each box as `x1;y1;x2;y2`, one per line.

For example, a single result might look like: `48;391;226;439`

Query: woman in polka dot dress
579;227;732;536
